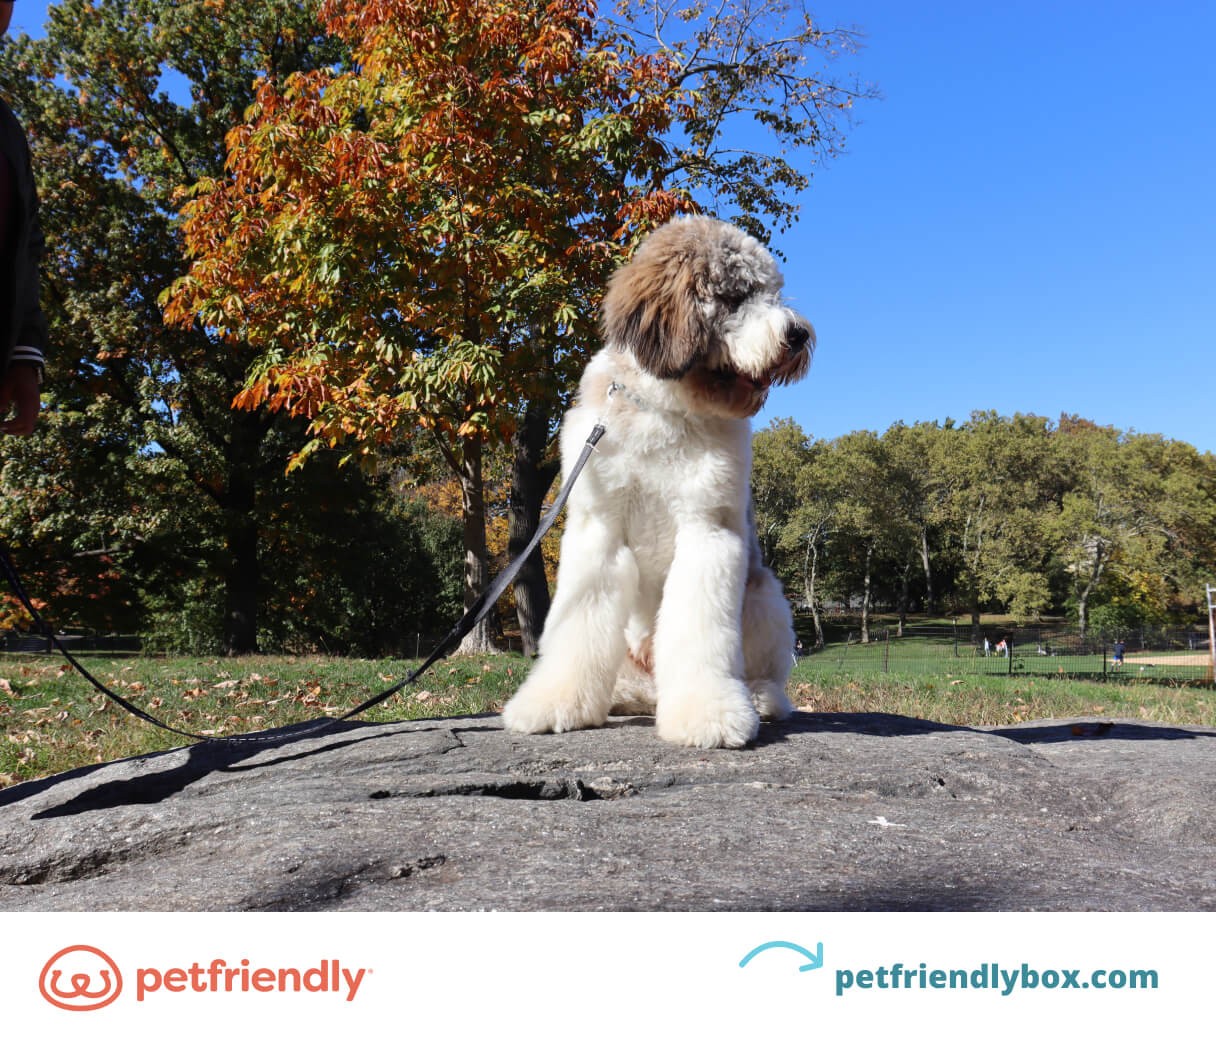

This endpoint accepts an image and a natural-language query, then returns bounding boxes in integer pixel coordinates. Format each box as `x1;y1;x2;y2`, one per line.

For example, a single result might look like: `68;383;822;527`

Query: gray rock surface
1;711;1213;910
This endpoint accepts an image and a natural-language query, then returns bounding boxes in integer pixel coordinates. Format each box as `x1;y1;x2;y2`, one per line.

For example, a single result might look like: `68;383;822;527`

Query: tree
610;0;872;240
931;413;1065;636
879;421;953;619
750;418;842;649
163;0;874;655
1049;420;1139;636
0;1;435;653
1059;427;1216;636
748;413;1214;639
504;0;873;651
820;431;921;642
163;0;690;652
750;417;812;575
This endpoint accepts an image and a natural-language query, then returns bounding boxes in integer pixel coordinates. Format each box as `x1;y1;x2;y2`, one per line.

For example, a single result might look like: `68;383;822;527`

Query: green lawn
794;611;1212;681
789;660;1214;729
1;645;1212;789
0;653;525;788
797;632;1212;683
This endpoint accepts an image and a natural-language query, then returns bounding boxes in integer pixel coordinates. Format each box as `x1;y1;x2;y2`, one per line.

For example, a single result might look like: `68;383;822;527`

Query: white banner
1;912;1201;1037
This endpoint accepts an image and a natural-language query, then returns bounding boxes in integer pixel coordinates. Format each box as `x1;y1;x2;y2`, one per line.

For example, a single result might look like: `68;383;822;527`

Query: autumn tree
164;0;692;652
164;0;873;654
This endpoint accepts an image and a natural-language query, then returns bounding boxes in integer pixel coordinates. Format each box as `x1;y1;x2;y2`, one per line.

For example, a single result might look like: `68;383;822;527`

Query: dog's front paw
749;679;794;721
501;675;608;735
655;682;760;749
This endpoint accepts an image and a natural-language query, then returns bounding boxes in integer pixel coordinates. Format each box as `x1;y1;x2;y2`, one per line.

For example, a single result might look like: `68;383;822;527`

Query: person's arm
1;106;47;435
0;359;40;434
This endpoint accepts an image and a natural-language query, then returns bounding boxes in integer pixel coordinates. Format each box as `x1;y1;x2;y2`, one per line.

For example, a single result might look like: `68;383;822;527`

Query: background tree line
752;413;1216;646
0;0;869;654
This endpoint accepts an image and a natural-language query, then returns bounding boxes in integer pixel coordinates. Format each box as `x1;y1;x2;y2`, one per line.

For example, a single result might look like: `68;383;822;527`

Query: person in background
0;0;48;436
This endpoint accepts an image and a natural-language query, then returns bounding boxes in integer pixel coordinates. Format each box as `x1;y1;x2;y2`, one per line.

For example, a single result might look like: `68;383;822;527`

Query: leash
0;422;607;745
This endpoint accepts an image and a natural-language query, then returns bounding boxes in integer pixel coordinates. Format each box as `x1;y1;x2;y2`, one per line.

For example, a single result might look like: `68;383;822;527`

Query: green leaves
752;414;1215;632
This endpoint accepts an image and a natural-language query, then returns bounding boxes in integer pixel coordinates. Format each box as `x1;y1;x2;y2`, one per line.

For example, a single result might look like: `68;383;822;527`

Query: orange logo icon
39;946;123;1011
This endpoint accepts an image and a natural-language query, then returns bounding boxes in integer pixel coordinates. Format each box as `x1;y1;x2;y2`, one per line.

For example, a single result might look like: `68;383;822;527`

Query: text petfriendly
38;946;370;1012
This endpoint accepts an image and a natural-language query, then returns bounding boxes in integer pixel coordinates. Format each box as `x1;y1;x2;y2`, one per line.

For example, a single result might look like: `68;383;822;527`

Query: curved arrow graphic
739;941;824;972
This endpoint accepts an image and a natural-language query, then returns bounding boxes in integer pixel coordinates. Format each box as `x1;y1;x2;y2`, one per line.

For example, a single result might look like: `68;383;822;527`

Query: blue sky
11;2;1215;453
757;0;1215;453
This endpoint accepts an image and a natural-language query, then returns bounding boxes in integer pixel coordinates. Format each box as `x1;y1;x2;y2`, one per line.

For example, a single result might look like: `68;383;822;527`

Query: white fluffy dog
502;216;813;749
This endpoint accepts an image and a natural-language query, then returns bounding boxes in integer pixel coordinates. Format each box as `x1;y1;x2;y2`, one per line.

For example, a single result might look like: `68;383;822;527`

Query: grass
0;653;526;789
798;640;1213;683
1;646;1212;789
789;661;1215;729
795;614;1213;685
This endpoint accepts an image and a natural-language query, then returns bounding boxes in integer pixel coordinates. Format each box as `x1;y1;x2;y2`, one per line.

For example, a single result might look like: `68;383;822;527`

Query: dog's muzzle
768;319;814;387
785;322;812;354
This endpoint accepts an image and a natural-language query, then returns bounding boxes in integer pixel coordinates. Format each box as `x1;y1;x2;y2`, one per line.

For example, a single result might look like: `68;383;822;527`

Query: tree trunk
920;526;935;615
860;543;874;643
221;504;259;654
802;534;825;649
456;436;496;655
218;414;265;655
508;401;559;656
897;559;911;636
1075;544;1108;638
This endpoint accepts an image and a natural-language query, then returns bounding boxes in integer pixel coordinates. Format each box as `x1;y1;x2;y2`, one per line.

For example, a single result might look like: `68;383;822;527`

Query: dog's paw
749;680;794;721
655;682;760;749
501;679;608;735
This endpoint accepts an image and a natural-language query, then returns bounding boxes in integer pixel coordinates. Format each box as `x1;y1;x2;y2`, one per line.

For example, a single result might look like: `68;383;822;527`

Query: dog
501;215;814;748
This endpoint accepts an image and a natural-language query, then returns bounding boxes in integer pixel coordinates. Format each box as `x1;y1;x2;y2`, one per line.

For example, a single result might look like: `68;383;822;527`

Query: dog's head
601;216;814;418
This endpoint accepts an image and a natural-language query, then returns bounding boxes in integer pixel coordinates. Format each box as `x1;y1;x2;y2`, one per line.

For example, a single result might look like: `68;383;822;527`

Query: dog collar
607;380;658;413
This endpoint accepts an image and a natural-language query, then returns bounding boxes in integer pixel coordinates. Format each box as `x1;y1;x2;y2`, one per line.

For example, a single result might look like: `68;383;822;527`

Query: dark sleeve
14;138;48;357
1;98;48;361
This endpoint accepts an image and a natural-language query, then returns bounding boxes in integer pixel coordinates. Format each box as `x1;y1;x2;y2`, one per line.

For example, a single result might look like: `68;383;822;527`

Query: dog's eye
720;290;749;310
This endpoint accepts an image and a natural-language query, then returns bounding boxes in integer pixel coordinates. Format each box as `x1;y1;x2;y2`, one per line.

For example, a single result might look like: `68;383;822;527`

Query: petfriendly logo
38;946;369;1011
39;946;123;1012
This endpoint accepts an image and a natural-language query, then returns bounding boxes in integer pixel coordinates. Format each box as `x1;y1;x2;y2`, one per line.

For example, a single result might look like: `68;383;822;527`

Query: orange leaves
163;0;692;474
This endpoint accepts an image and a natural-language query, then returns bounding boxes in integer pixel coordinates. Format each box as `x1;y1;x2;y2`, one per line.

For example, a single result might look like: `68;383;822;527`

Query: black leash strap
0;423;606;745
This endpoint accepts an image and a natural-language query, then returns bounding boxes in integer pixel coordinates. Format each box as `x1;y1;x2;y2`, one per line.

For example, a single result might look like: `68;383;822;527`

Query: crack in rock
368;776;638;802
389;855;447;879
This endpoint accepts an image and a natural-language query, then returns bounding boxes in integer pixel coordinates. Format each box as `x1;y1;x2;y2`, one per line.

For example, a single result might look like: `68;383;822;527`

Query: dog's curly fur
502;216;814;748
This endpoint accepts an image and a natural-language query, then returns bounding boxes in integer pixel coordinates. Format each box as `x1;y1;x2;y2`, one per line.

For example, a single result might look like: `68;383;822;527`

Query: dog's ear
601;227;712;379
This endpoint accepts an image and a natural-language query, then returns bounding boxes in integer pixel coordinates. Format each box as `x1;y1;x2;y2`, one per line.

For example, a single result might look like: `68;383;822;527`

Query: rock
1;711;1213;910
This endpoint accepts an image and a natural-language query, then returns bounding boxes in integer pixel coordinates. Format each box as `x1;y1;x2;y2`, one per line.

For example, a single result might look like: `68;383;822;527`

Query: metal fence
0;632;142;655
796;620;1214;685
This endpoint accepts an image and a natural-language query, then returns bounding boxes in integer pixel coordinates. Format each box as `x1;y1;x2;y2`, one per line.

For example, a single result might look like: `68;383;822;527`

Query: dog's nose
786;323;811;353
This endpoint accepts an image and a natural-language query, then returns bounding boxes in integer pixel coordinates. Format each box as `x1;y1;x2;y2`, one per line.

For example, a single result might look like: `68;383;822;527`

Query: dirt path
1124;652;1211;667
